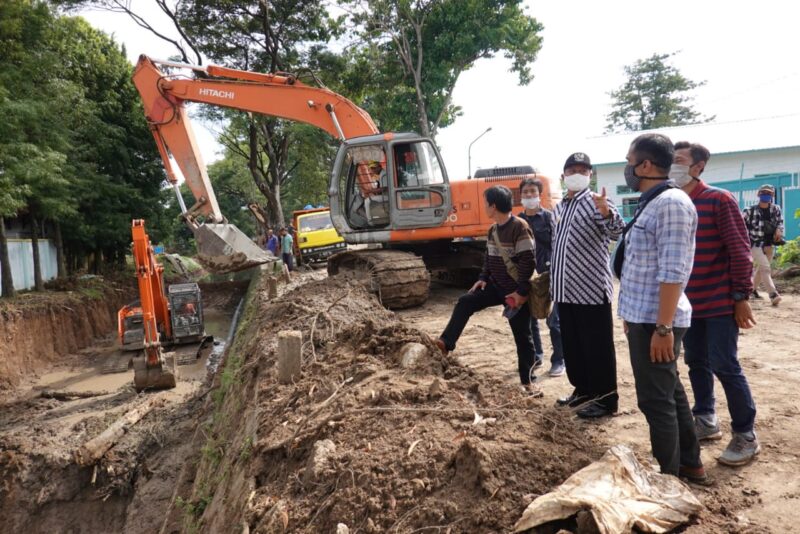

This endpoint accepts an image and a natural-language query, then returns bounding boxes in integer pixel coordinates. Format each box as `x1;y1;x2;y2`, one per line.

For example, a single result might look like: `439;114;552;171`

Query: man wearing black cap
551;152;624;418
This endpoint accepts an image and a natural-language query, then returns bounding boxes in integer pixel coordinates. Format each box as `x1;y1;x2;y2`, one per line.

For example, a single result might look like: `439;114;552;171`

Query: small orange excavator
113;220;212;391
133;56;553;309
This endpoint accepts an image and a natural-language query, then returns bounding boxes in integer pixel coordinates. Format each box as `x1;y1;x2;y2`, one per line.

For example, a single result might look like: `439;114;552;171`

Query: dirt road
398;284;800;533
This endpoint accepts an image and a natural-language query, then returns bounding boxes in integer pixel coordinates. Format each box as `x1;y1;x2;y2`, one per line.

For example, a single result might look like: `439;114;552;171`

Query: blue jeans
530;303;564;365
683;314;757;434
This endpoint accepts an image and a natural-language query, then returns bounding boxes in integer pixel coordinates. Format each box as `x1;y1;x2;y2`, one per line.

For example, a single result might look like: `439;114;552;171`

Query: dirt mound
191;272;604;533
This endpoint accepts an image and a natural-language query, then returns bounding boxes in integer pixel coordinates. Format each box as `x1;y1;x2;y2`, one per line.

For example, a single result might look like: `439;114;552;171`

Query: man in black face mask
617;133;706;483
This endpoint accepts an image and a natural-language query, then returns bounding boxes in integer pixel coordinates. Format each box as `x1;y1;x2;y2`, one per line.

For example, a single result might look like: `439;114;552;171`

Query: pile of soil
192;274;605;533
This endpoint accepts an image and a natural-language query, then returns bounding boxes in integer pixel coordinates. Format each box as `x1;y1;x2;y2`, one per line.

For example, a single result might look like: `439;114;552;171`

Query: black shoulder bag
612;184;675;279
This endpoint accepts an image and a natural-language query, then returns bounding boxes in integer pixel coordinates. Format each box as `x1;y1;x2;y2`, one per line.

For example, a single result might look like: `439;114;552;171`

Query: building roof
585;113;800;167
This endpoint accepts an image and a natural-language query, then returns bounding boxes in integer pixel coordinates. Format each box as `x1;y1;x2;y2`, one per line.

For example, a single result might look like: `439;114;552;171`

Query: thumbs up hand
593;187;610;218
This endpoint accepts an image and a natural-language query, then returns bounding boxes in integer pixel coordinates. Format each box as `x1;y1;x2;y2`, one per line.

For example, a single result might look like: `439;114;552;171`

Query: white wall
595;146;800;215
0;239;58;291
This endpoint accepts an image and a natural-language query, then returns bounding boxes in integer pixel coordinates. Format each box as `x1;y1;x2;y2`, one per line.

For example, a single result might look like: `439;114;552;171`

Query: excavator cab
168;283;205;344
330;133;452;238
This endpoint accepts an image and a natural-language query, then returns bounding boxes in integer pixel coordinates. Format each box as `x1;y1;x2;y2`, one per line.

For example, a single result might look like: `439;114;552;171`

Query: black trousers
440;282;535;385
627;323;701;475
558;301;618;411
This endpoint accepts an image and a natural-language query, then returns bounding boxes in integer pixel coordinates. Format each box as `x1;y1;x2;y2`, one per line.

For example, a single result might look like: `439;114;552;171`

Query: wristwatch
731;291;749;302
655;324;673;337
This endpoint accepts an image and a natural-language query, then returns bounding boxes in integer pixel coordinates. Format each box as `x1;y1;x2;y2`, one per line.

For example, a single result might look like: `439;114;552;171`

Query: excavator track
327;250;430;310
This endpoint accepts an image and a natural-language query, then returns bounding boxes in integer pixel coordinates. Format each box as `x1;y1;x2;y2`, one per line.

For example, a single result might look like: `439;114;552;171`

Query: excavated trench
0;279;248;533
0;267;610;533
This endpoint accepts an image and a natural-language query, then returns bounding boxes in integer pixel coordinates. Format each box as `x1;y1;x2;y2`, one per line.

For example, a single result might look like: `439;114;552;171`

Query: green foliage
175;493;210;533
347;0;544;138
0;1;165;277
239;436;254;462
776;237;800;267
606;52;714;133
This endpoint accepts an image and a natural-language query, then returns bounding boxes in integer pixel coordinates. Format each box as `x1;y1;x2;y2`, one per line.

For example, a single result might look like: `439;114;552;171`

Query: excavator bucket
133;353;178;392
193;223;274;273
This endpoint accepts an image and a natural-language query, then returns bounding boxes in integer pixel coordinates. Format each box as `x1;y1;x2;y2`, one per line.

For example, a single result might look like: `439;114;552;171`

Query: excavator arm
132;55;379;272
130;219;177;390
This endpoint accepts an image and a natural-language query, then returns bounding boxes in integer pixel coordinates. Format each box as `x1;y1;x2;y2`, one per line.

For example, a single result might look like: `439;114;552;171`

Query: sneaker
752;290;762;299
718;432;761;466
533;353;544;369
548;362;566;377
770;292;782;306
694;417;723;441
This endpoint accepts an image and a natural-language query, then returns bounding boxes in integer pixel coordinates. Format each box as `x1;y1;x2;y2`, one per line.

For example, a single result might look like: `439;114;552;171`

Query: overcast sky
79;0;800;182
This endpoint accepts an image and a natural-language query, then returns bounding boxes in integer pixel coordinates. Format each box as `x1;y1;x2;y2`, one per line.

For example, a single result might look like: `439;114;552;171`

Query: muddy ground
397;282;800;533
0;269;797;533
0;280;247;533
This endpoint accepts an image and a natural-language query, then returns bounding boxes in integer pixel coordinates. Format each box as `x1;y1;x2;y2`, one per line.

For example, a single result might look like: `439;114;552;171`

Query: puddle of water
203;308;235;340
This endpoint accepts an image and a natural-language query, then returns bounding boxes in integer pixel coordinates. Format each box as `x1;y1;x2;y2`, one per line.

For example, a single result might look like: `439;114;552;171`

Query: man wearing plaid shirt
618;133;706;483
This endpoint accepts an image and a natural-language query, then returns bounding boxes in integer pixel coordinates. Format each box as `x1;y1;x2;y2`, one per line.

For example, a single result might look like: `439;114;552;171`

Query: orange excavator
133;56;552;309
113;219;212;391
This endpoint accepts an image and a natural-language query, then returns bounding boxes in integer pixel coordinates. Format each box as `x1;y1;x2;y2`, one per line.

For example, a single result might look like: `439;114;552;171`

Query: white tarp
513;444;703;534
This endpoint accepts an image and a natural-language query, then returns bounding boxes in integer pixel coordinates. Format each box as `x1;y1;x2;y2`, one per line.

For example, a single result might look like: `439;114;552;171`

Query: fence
0;239;58;291
618;172;800;241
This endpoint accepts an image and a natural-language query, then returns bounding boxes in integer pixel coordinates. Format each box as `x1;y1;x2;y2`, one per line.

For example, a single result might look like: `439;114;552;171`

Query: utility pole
468;127;492;179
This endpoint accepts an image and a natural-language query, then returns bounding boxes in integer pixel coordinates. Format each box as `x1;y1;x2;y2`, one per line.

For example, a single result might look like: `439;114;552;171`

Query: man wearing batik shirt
435;185;540;395
551;152;624;419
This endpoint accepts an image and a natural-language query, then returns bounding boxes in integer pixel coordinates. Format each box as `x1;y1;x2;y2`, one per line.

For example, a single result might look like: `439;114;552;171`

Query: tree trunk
95;250;102;274
31;216;44;291
54;221;66;278
0;217;16;298
269;183;284;226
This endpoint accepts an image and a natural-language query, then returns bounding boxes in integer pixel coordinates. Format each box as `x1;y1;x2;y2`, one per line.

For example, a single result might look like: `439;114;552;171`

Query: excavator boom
132;55;378;273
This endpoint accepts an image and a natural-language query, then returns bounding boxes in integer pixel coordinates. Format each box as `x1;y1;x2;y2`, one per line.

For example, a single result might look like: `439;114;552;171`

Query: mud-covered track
327;249;430;309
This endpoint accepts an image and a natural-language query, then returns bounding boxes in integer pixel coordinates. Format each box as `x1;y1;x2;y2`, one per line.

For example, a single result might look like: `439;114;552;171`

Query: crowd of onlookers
434;133;784;484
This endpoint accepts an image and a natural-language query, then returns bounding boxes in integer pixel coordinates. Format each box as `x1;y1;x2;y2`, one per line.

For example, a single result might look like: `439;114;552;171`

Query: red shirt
686;181;753;318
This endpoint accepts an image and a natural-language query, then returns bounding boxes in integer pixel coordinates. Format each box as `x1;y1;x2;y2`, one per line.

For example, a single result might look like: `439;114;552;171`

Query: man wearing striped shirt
435;185;540;394
618;133;705;483
672;141;760;467
551;152;624;419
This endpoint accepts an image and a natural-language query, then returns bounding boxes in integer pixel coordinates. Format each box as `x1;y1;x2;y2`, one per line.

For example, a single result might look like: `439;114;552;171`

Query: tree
606;52;714;133
58;0;346;227
347;0;544;139
180;0;343;226
1;1;166;288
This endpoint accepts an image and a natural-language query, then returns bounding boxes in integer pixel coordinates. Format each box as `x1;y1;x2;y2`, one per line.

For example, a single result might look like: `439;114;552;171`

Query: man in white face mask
551;152;624;419
672;141;760;467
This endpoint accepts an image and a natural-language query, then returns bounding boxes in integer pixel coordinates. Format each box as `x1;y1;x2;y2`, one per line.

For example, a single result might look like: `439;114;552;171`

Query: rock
428;378;446;398
336;524;350;534
399;342;428;368
304;439;336;483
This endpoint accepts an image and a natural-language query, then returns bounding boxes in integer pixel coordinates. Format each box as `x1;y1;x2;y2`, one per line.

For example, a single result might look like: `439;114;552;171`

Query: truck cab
292;208;347;264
